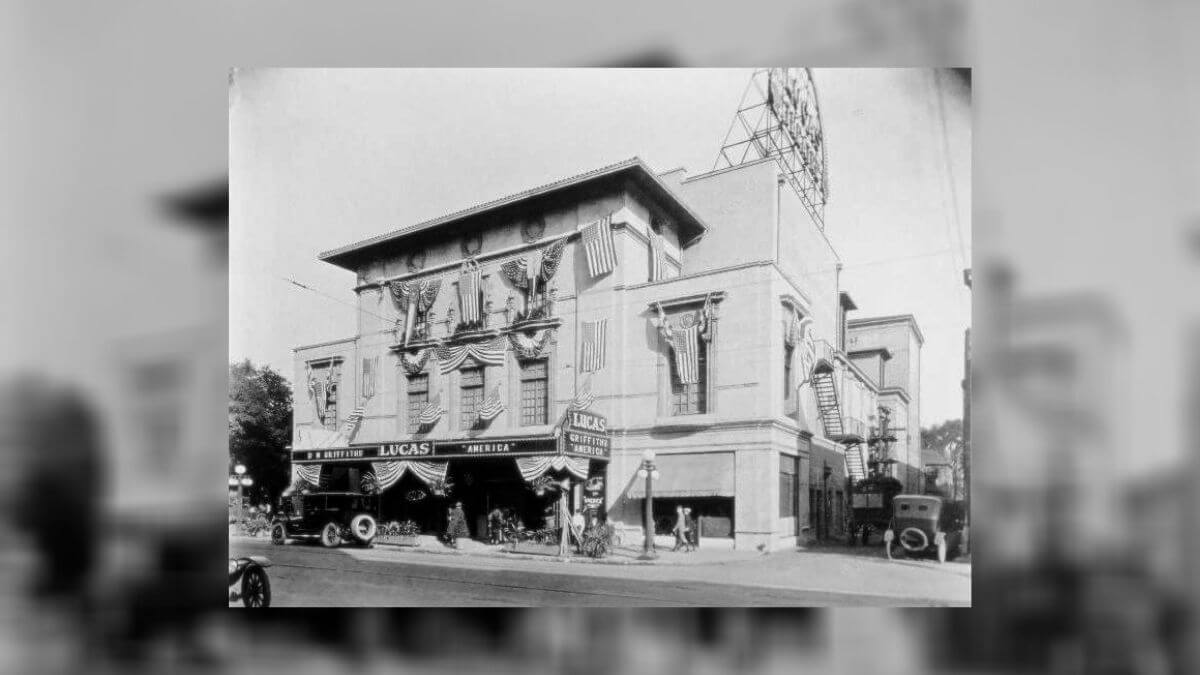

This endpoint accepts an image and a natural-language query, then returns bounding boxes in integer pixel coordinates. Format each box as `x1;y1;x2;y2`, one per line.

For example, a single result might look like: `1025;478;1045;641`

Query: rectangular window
519;360;548;426
459;366;484;428
406;373;429;430
779;454;799;518
670;340;708;415
784;345;794;401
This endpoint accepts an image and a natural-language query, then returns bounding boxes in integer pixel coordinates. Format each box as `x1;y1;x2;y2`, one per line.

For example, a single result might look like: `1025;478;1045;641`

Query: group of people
671;505;700;552
486;506;527;545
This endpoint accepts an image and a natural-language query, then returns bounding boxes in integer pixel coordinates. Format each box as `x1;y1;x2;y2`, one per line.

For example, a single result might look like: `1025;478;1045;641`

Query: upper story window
519;360;549;426
671;342;708;415
305;359;342;431
652;293;723;418
784;344;794;402
459;365;485;429
406;373;429;431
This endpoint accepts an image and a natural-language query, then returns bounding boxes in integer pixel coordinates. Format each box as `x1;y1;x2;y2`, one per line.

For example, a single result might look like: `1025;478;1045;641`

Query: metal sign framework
714;68;829;230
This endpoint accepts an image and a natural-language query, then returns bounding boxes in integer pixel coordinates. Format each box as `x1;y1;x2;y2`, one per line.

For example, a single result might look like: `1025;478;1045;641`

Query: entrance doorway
446;458;553;540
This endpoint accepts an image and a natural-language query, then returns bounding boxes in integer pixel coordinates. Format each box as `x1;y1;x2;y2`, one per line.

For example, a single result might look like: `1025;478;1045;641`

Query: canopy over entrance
627;452;735;498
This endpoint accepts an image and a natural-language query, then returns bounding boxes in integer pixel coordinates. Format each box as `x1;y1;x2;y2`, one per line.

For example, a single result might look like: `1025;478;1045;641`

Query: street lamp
637;449;660;560
230;464;253;526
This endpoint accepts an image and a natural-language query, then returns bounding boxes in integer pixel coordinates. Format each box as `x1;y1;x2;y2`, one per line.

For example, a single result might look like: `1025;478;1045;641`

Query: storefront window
670;342;707;415
459;366;484;428
519;360;548;425
779;454;799;517
406;373;429;430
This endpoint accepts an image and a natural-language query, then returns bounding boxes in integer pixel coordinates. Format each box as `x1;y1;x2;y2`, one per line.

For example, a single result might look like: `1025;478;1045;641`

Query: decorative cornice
645;290;727;312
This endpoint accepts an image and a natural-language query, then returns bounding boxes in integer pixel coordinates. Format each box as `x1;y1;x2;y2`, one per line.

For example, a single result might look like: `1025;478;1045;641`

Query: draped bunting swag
538;236;568;282
399;349;431;376
499;236;569;290
507;328;555;360
435;335;508;373
515;455;590;482
389;278;442;314
291;463;322;487
370;460;448;492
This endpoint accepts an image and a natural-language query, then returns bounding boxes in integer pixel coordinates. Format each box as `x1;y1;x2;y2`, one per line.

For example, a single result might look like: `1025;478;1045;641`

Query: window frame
518;359;549;426
405;372;430;432
458;364;485;429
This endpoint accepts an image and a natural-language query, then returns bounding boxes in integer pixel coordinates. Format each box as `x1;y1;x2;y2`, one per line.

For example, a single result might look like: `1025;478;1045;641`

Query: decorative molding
520;216;546;243
461;232;483;258
406;250;426;273
646;290;727;313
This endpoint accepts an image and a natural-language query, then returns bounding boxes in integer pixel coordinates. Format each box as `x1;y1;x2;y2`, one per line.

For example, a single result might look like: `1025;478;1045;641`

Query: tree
229;359;293;506
921;419;965;501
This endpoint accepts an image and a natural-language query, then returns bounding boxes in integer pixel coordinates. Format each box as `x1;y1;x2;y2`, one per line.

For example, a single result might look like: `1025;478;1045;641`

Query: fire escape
811;343;867;482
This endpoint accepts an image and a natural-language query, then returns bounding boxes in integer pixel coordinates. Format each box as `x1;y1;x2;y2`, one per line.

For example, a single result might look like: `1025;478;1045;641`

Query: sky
230;68;971;427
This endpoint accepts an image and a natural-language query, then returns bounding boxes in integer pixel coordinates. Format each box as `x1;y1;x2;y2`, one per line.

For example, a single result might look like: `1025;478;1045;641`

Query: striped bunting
477;385;504;422
309;378;326;421
580;214;616;277
569;389;595;412
370;460;448;492
417;393;445;426
458;261;483;325
291;463;322;487
515;455;590;482
670;323;703;385
649;231;668;281
341;405;366;436
580;319;607;373
436;335;508;374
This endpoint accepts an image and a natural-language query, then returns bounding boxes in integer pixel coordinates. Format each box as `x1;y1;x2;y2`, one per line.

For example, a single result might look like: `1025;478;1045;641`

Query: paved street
230;538;970;606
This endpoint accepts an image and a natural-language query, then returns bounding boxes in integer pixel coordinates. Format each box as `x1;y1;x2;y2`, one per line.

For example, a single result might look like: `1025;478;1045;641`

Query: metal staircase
812;361;867;483
845;444;866;482
811;367;844;437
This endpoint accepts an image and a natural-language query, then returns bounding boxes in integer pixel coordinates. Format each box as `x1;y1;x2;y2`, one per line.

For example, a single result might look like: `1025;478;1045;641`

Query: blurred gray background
1;0;1197;673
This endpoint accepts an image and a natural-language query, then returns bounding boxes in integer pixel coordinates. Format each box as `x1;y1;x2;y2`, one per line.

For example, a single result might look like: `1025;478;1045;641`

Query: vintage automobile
228;556;272;607
883;494;962;563
271;491;378;548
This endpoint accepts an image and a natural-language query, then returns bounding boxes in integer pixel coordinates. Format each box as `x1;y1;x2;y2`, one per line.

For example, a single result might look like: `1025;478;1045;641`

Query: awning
627;452;735;498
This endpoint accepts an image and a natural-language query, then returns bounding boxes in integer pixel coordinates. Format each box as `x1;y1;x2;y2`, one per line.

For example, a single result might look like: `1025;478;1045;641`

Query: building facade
291;157;922;550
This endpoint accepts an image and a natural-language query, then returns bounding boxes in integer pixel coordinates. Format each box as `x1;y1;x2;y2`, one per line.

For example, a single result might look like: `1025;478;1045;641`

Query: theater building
290;155;922;551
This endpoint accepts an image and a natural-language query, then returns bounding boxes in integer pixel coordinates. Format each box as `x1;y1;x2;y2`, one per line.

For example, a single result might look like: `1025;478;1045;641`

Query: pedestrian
446;502;470;548
488;506;504;544
671;505;687;552
684;507;698;552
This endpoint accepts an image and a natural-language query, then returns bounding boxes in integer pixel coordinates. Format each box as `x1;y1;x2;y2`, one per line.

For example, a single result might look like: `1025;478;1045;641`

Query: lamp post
229;464;253;526
637;449;660;560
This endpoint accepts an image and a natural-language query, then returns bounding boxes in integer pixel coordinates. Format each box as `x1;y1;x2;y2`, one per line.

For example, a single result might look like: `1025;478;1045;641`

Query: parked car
228;556;272;607
884;494;962;563
271;491;378;548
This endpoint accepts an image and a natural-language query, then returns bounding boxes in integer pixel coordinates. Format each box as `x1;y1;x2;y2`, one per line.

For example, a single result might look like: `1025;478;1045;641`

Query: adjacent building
291;156;923;550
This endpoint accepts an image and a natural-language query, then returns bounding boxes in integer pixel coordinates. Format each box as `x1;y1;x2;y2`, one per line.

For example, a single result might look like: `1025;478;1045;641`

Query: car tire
349;514;377;545
320;521;342;548
271;523;287;545
899;527;928;553
241;566;271;608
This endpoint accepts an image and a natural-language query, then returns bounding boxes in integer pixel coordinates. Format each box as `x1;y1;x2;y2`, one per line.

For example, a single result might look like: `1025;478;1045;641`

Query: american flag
580;319;607;373
417;393;445;426
361;356;378;398
458;263;482;324
309;378;326;421
671;324;703;385
580;214;616;277
477;385;504;422
649;231;668;281
342;405;366;434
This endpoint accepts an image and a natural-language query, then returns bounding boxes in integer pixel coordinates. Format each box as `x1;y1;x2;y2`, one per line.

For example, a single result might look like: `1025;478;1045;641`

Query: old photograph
228;68;971;606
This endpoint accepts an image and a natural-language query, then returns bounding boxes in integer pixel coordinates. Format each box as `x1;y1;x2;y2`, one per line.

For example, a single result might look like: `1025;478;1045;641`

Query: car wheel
349;514;377;545
320;522;342;548
271;523;287;545
241;566;271;608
